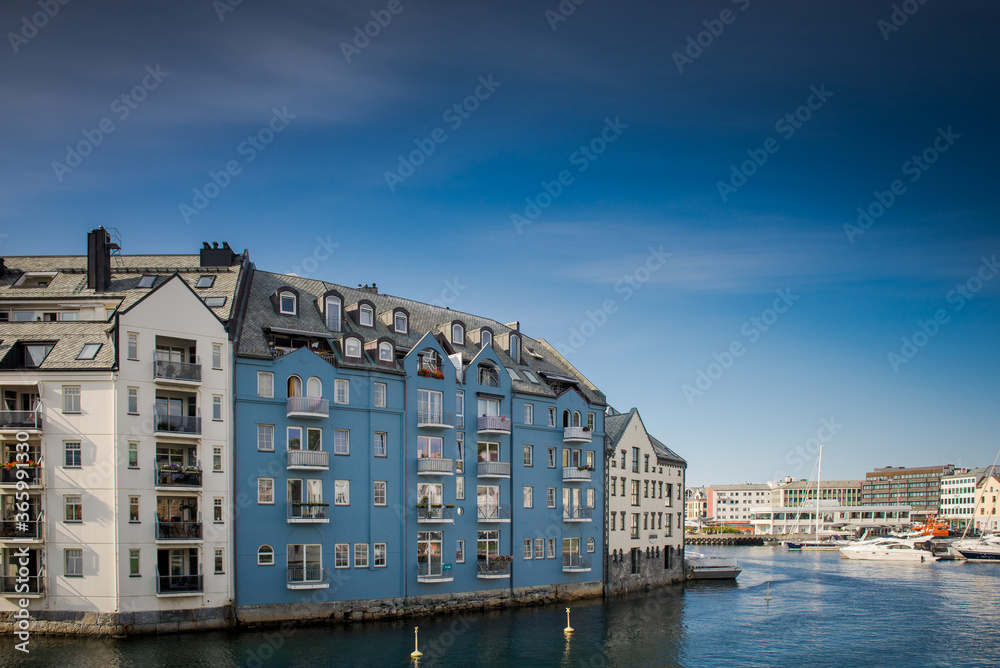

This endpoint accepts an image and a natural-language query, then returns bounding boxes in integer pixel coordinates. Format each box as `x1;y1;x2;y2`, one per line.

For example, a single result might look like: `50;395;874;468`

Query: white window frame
344;338;361;359
63;385;81;414
335;480;350;505
127;332;139;360
127;387;139;414
279;291;297;315
213;446;223;472
212;395;223;421
374;432;387;458
334;429;350;455
524;403;533;425
394;312;408;334
374;543;387;568
327;296;343;331
65;548;83;577
359;304;374;327
258;478;274;504
547;487;556;508
335;378;349;405
374;382;386;408
379;341;394;362
128;441;139;468
354;543;369;568
64;494;82;522
212;343;223;369
258;371;274;398
213;497;224;523
523;486;533;508
257;545;274;566
335;543;350;569
64;441;81;468
452;323;464;345
523;444;533;467
374;481;387;506
257;424;274;452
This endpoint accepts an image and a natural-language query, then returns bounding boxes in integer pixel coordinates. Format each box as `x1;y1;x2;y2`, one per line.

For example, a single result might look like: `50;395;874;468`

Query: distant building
771;479;863;507
861;464;955;521
940;468;987;529
974;469;1000;532
706;484;771;528
685;486;708;526
604;408;686;591
750;502;912;536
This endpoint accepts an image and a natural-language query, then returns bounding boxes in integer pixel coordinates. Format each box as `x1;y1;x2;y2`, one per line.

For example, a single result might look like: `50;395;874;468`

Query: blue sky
2;0;998;485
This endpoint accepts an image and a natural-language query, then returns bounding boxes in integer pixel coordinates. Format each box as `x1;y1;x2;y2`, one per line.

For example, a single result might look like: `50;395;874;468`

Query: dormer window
13;271;57;288
478;363;499;388
360;304;374;327
138;275;156;288
325;295;342;332
480;329;492;348
452;323;465;345
344;338;362;359
509;334;520;364
394;311;408;334
279;291;297;315
378;341;394;363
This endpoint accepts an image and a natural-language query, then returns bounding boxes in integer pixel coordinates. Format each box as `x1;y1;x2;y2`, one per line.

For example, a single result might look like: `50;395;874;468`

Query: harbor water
3;546;999;667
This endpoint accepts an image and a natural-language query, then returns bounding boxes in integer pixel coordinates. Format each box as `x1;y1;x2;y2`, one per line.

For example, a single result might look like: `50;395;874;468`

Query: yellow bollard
564;607;574;634
410;626;423;659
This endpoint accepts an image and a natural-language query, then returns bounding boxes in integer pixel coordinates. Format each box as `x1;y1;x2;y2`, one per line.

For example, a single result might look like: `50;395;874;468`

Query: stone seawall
0;605;234;637
605;550;685;594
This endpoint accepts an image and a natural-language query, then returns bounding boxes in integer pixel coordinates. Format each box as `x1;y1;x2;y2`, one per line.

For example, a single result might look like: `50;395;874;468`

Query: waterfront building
750;502;912;536
684;486;708;527
232;270;607;623
604;407;686;590
974;469;1000;532
861;464;955;521
706;484;772;528
770;479;863;507
0;229;248;633
939;468;985;530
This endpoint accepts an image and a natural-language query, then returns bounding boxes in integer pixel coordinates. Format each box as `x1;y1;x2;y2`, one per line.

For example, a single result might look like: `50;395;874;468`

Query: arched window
394;311;408;334
345;338;361;359
509;334;519;363
306;377;322;398
287;375;302;398
573;411;581;427
480;329;492;348
563;409;571;428
360;304;374;327
279;291;296;315
452;323;464;345
257;545;274;566
325;296;342;332
587;537;595;553
379;341;394;362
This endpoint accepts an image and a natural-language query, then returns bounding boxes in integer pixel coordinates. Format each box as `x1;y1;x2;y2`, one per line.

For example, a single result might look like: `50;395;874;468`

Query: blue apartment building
233;270;606;620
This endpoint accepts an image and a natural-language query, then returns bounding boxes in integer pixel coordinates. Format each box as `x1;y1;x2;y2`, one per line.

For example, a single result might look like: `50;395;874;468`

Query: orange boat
913;515;950;537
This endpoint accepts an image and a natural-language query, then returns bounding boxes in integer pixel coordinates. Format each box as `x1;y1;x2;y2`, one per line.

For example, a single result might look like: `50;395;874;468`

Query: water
4;546;1000;667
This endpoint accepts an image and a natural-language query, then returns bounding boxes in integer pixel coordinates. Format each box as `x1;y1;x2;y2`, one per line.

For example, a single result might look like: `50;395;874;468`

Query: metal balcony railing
0;518;41;540
156;573;203;594
477;504;511;522
477;416;511;433
286;565;329;586
562;467;593;482
286;450;329;469
287;502;330;521
417;409;454;428
0;466;40;485
416;505;455;523
153;360;202;383
416;561;452;582
562;554;590;572
153;411;201;435
563;426;592;442
416;457;455;475
476;559;511;577
0;574;43;595
155;465;202;487
286;396;329;418
477;461;511;478
0;410;41;430
155;520;203;541
563;507;593;522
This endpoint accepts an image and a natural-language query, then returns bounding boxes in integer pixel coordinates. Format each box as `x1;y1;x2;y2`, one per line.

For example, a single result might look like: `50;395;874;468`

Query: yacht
684;551;742;580
839;536;938;562
954;534;1000;561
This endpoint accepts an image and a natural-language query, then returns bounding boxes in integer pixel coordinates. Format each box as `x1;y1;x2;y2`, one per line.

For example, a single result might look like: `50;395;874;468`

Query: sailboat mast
816;444;823;542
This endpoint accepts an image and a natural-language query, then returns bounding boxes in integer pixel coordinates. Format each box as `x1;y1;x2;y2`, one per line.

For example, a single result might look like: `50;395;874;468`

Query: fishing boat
839;536;938;562
684;551;742;580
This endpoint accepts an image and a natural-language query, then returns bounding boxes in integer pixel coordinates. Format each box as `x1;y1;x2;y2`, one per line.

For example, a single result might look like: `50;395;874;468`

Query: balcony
153;411;201;438
477;416;511;434
417;409;454;429
286;396;329;419
477;504;511;523
477;559;511;579
477;461;511;479
155;520;203;542
0;574;43;597
287;565;330;590
563;426;592;443
155;465;202;488
156;573;203;596
153;360;202;384
0;465;41;487
287;502;330;523
0;519;41;541
416;562;453;583
562;555;591;573
416;505;455;524
417;457;454;476
563;507;593;523
286;449;329;470
0;410;41;432
563;467;593;483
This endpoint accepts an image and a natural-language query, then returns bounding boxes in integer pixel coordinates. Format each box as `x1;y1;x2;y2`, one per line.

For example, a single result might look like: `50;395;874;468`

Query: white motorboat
839;536;938;562
685;551;742;580
954;534;1000;561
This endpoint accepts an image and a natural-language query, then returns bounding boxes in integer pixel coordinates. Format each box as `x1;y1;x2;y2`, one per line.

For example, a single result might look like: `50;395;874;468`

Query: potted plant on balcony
582;425;591;432
431;370;445;379
417;368;429;377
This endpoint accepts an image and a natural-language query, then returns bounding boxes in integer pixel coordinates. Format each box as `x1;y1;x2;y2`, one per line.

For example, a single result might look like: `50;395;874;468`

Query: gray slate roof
602;407;685;467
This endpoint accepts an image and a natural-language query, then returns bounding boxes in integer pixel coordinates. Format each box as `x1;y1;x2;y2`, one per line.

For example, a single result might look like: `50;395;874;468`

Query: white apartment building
707;484;772;527
0;229;246;634
606;408;685;589
940;468;985;529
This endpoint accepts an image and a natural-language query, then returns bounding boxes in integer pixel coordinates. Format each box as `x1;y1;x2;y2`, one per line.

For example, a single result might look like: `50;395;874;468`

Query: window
620;450;626;469
374;432;387;457
523;486;533;508
257;425;274;451
137;275;155;288
456;433;464;473
524;539;533;559
129;549;140;576
374;382;386;408
374;543;387;567
65;494;82;522
287;426;303;450
477;364;499;387
631;513;639;539
355;543;369;568
548;407;556;427
335;544;350;569
456;391;464;429
335;480;350;505
127;387;138;414
129;495;140;522
197;275;216;288
645;455;650;473
508;335;520;363
523;444;533;466
257;545;274;566
327;296;343;331
77;343;101;360
335;379;349;404
535;538;545;559
394;311;408;334
379;341;394;362
506;367;521;381
547;447;556;468
524;403;533;425
587;488;595;507
212;343;223;369
63;386;81;413
127;332;139;359
611;477;617;496
587;451;594;467
258;478;274;504
65;548;83;577
215;548;225;574
205;297;226;307
64;441;81;467
344;338;361;359
374;481;387;506
359;304;374;327
334;430;349;455
452;323;464;345
258;372;274;398
610;511;616;529
588;412;595;431
128;441;139;468
456;477;465;500
547;538;555;559
212;395;223;421
279;291;296;314
213;446;223;472
644;480;649;498
632;447;640;473
456;540;465;563
587;537;595;553
547;488;556;508
480;330;492;348
418;436;443;459
524;370;540;384
631;480;640;506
